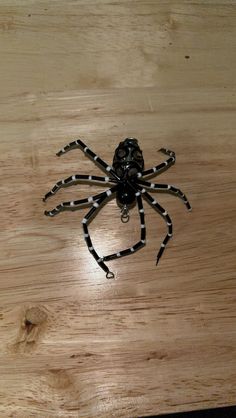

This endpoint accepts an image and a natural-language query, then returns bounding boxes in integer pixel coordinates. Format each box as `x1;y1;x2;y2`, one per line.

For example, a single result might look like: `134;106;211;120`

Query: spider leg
103;193;146;263
82;188;118;279
137;180;191;211
136;186;173;265
56;139;119;180
137;148;175;179
43;174;116;201
44;186;117;217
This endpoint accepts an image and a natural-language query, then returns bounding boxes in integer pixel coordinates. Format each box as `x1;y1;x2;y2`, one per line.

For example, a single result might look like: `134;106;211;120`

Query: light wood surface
0;1;236;418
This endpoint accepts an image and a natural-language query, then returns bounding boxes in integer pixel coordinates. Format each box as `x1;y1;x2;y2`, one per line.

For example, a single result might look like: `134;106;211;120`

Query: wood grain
0;1;236;417
1;1;236;95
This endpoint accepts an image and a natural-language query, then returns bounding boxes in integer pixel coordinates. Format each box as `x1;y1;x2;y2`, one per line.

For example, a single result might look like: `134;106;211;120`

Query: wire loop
106;271;115;279
121;205;130;223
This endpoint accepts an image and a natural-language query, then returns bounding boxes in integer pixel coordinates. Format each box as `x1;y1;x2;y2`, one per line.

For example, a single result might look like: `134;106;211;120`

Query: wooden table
0;2;235;417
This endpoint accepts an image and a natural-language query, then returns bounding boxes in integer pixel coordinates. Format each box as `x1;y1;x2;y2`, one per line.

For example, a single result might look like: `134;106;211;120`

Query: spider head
113;138;144;179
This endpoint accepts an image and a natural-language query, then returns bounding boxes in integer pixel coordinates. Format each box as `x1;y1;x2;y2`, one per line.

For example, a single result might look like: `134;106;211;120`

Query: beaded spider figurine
44;138;191;278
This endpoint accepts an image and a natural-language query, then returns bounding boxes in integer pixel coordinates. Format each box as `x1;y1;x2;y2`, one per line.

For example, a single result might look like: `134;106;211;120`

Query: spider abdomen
116;183;136;206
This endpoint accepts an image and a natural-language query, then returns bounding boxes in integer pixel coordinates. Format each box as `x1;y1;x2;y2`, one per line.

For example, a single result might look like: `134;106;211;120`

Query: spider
43;138;191;279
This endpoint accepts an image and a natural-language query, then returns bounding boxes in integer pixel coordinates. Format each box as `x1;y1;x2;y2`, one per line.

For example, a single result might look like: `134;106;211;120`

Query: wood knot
25;306;47;326
164;15;179;31
12;306;48;352
147;351;167;361
47;369;73;390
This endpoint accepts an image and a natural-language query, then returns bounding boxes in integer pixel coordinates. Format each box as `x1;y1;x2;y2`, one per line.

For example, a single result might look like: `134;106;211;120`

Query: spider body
116;182;136;207
44;138;191;279
114;138;144;208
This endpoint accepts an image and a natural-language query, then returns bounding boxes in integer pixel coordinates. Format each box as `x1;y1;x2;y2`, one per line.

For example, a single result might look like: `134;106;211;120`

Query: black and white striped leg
82;189;118;279
137;180;192;211
43;174;115;201
56;139;119;180
44;187;117;217
137;186;173;265
102;193;146;263
137;148;175;179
